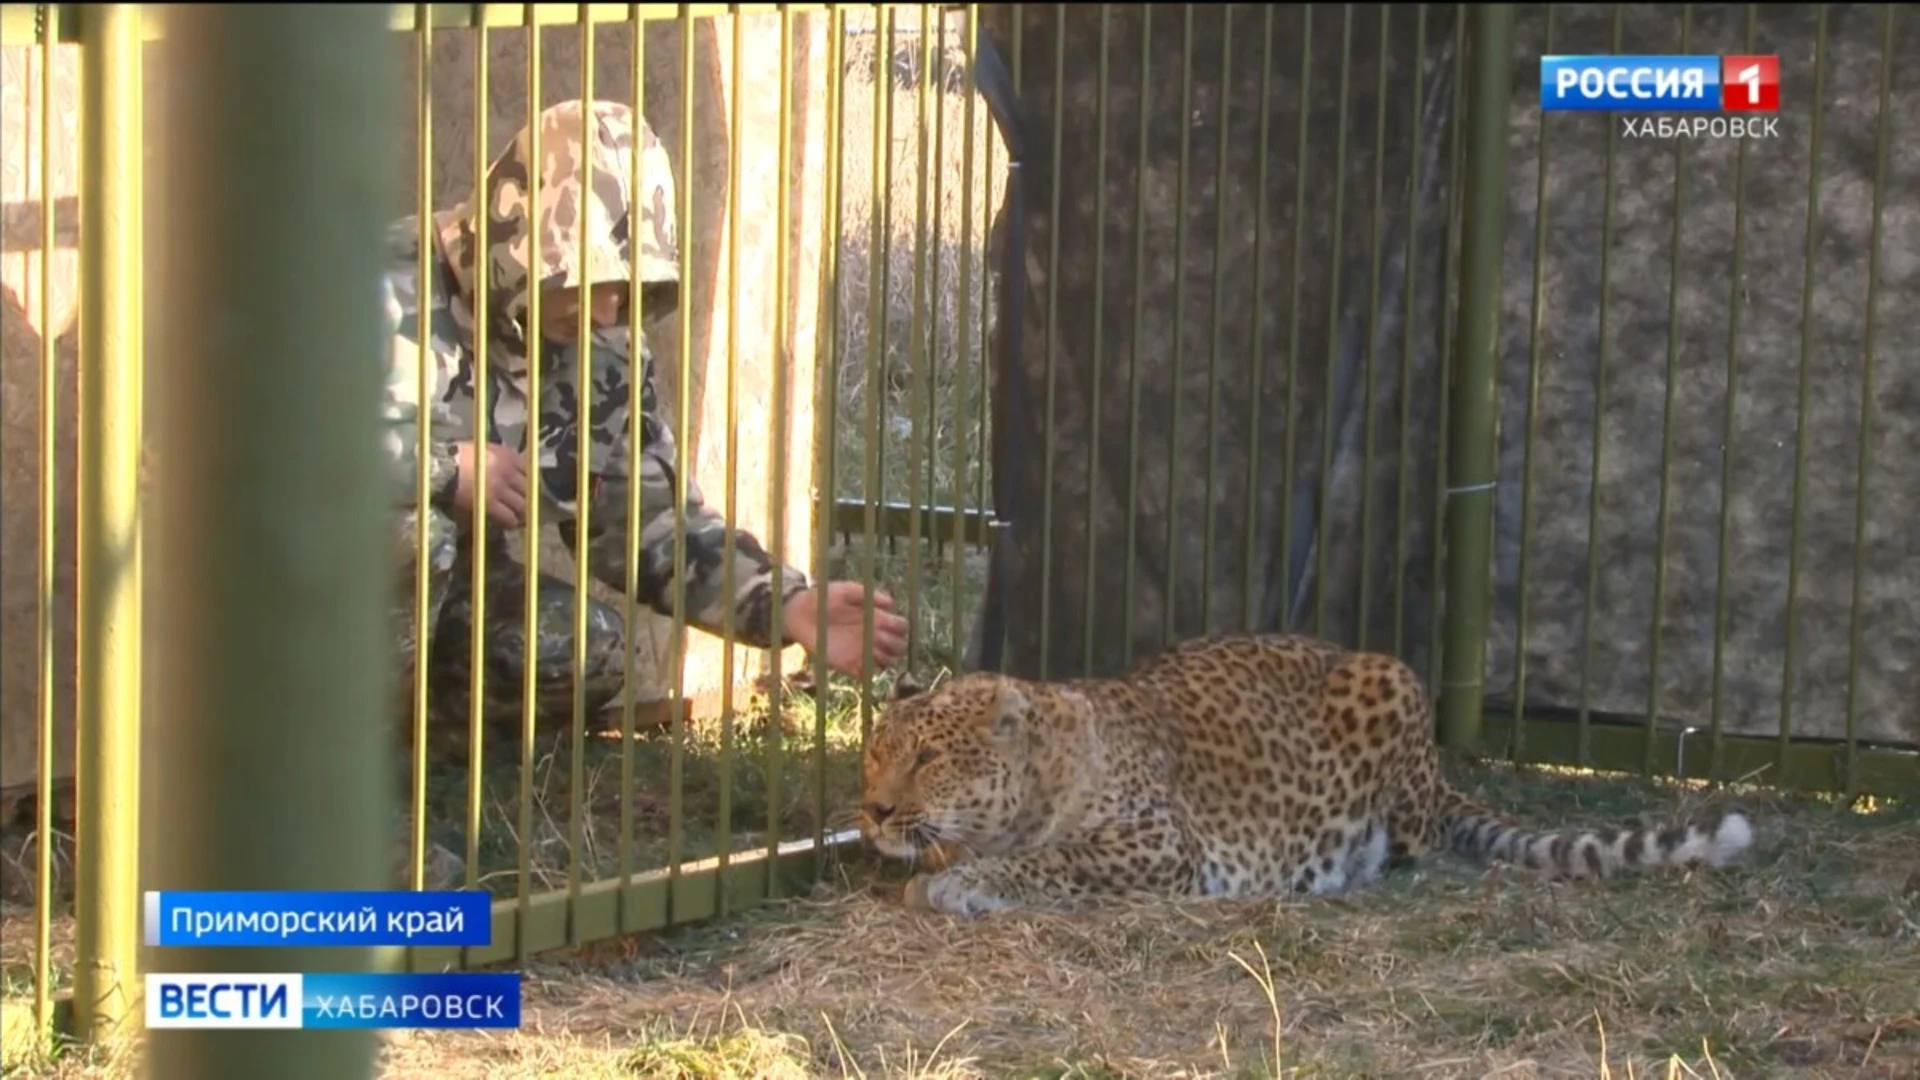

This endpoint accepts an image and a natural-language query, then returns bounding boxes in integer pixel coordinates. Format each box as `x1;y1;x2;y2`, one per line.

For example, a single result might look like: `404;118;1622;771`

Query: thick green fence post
72;1;144;1043
1437;4;1514;751
144;5;397;1078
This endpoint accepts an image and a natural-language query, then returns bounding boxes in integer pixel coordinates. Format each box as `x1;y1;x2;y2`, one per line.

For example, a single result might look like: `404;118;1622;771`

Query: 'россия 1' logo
1540;55;1780;112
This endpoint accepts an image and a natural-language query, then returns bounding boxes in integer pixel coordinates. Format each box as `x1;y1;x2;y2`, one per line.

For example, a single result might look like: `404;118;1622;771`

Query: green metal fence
1;1;1913;1062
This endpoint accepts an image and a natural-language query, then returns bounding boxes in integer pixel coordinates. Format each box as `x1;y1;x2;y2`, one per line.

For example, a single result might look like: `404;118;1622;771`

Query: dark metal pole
71;0;144;1043
146;5;398;1077
1437;4;1514;750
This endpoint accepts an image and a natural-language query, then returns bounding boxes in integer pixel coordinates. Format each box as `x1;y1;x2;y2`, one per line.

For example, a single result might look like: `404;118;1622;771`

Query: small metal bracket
1674;725;1703;776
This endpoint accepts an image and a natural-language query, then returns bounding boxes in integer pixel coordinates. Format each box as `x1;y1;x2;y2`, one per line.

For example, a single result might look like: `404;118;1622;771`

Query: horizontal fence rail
0;1;1913;1062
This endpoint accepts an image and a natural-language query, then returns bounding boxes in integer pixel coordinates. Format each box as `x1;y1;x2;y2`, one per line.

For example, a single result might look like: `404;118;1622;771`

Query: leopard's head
857;672;1048;863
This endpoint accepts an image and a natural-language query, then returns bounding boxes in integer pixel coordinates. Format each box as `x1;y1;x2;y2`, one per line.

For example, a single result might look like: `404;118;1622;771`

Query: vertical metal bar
905;3;933;666
1392;5;1426;658
1081;4;1111;676
1280;5;1313;628
145;5;394;1076
73;1;143;1042
1513;5;1553;762
34;3;59;1037
1161;2;1194;651
924;8;946;627
971;6;996;649
1706;4;1758;785
515;0;544;964
765;0;794;895
571;1;597;937
868;15;890;515
947;4;967;657
1313;4;1353;641
1841;4;1895;800
410;4;434;902
860;3;891;735
1779;6;1830;777
1434;2;1513;752
966;14;990;638
1425;7;1467;693
812;2;846;854
1573;5;1624;765
1038;2;1063;678
714;0;743;916
668;0;697;919
1199;5;1231;635
973;7;994;602
1240;4;1275;633
616;0;642;931
1029;4;1059;672
1121;5;1151;667
886;35;906;519
1644;7;1691;775
464;3;492;906
951;3;978;659
1355;4;1390;650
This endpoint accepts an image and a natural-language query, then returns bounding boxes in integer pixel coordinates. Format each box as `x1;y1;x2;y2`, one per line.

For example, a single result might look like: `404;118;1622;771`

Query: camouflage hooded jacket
379;98;809;650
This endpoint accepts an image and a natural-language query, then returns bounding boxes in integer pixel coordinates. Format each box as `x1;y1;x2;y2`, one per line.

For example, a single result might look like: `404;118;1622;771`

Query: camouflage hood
434;98;680;364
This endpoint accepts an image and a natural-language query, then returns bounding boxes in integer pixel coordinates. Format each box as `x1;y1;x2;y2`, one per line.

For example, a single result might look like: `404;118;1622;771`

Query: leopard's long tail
1436;786;1753;879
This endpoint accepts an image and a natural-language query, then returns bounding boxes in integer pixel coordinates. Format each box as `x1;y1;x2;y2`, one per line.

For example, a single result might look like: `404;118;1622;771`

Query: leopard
857;633;1754;916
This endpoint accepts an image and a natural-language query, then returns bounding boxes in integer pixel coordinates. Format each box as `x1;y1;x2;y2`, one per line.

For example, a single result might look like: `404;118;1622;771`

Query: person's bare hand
450;440;529;528
782;582;909;678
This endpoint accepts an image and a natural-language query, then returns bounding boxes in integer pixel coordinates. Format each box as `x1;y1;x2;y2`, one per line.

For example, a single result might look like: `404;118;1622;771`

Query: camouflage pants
395;509;628;741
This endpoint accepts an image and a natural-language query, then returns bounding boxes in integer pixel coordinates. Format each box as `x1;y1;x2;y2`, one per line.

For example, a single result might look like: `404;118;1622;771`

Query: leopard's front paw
921;840;967;872
905;869;1018;917
902;872;937;911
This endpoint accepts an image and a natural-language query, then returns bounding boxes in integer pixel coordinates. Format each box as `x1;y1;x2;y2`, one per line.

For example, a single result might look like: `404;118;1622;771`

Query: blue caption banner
145;972;523;1030
145;890;493;948
1540;55;1722;112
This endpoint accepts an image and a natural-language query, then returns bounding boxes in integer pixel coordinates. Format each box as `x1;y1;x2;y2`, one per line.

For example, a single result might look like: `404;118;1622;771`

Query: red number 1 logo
1721;55;1780;112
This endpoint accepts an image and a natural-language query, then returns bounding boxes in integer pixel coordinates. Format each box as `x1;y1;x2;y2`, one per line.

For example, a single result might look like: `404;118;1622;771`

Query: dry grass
415;678;877;896
0;675;876;902
8;762;1916;1078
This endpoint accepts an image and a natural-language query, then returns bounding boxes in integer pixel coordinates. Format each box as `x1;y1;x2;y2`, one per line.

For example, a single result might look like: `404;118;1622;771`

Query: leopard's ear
984;682;1029;744
890;673;927;702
